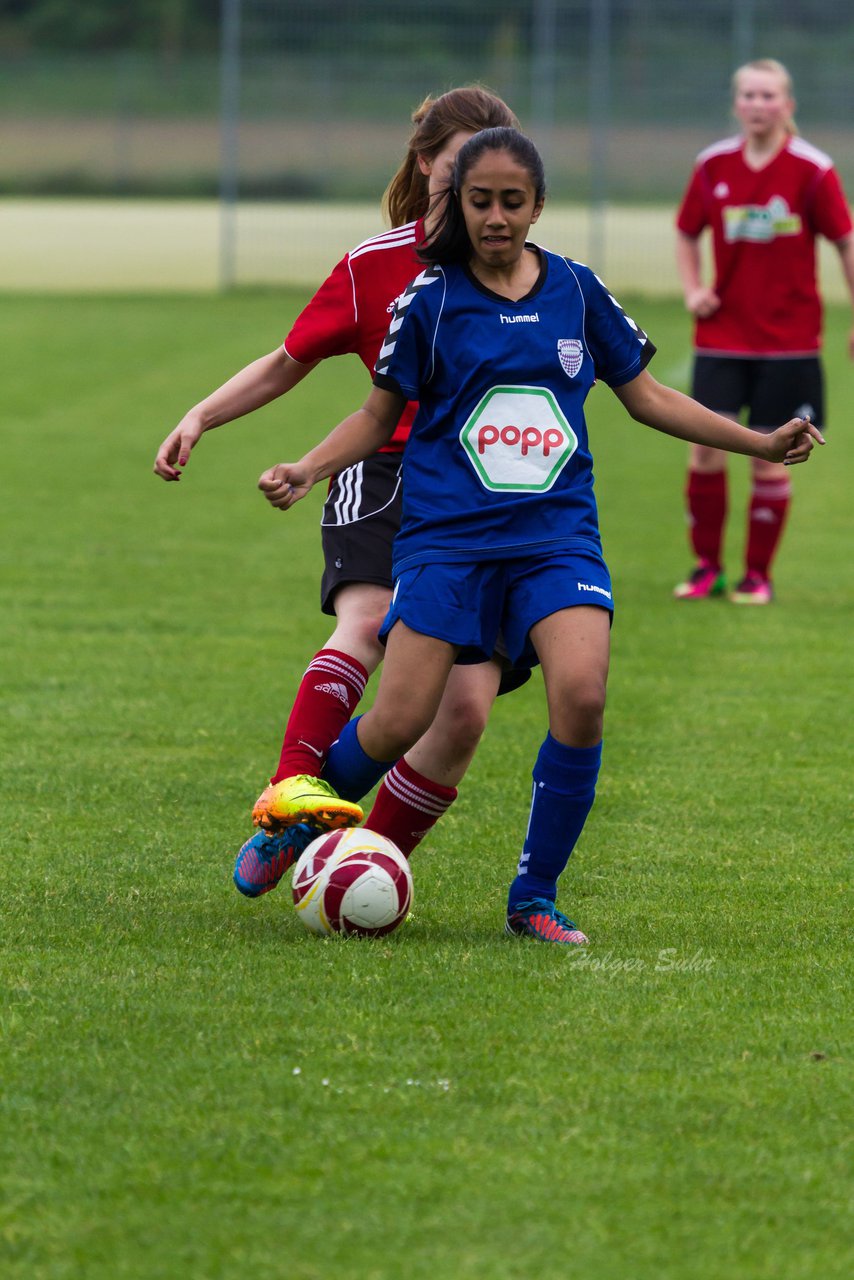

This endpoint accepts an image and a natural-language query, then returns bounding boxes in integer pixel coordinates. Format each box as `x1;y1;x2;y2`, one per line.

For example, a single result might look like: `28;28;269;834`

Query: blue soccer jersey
374;248;654;575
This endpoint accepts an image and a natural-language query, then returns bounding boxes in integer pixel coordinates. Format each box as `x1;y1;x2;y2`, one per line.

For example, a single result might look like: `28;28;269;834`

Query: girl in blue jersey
258;128;822;946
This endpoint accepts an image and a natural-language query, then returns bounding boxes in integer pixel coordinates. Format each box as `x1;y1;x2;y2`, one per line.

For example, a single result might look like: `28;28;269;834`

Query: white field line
0;197;849;302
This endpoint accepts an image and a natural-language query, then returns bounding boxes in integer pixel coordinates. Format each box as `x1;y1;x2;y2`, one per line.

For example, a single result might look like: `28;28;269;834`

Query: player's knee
692;444;727;472
552;679;606;743
352;611;388;662
438;692;490;755
366;704;433;762
328;609;387;669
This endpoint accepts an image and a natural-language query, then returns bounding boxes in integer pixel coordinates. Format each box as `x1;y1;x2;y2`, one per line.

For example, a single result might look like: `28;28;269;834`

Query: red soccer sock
686;468;728;569
365;758;458;857
270;649;369;783
745;476;791;578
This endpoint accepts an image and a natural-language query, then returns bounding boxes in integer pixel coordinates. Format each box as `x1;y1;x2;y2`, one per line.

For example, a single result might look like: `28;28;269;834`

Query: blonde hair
382;85;519;227
732;58;798;135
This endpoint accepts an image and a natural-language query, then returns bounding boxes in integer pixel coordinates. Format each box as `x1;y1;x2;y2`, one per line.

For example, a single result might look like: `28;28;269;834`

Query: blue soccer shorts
379;548;613;668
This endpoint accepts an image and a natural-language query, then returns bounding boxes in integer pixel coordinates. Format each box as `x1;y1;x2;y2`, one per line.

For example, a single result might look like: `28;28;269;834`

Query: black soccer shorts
319;452;403;614
691;354;824;431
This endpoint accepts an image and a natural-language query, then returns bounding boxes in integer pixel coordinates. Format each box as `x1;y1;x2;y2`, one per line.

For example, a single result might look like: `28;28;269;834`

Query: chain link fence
3;0;853;293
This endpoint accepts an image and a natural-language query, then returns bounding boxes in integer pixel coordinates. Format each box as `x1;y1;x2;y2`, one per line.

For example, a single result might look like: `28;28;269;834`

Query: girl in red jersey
673;58;854;604
153;87;521;896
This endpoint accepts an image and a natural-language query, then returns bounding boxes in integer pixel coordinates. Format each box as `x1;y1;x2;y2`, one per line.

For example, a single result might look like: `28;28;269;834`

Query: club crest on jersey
557;339;584;379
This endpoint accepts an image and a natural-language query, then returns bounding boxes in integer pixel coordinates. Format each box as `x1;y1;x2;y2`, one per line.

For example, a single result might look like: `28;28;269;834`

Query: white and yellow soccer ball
291;827;413;937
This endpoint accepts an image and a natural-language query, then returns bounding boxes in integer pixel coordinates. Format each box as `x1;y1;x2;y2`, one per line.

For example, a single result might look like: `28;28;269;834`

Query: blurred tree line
1;0;850;58
0;1;220;53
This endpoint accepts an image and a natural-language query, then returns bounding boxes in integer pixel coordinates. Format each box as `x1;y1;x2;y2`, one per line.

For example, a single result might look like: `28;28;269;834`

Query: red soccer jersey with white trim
284;219;426;450
676;135;853;355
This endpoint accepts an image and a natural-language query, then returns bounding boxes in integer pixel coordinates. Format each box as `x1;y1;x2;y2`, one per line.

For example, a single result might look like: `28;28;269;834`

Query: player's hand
258;462;314;509
685;286;720;319
764;416;825;466
153;417;205;481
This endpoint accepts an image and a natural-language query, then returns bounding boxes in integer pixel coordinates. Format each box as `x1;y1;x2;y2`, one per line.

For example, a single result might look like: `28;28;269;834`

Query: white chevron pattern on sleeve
375;266;444;374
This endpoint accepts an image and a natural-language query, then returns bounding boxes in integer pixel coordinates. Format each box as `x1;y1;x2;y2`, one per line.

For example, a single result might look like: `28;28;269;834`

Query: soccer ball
292;827;413;938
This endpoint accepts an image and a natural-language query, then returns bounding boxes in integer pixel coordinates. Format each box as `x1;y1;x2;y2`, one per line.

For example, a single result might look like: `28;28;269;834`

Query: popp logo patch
459;386;577;492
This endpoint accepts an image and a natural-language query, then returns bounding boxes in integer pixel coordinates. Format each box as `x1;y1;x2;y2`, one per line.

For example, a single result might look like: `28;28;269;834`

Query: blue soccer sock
507;733;602;914
322;715;396;803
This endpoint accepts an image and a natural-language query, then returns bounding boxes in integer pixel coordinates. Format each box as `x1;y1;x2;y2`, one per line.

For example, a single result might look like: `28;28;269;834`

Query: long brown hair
382;85;519;227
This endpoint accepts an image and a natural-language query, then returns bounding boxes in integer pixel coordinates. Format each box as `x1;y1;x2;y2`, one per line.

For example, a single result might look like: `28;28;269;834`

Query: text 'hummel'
500;313;540;324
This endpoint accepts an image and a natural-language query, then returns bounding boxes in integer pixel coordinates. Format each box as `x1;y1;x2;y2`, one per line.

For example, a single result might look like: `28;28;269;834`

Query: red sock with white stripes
366;757;458;857
686;468;728;569
745;475;791;578
271;649;369;783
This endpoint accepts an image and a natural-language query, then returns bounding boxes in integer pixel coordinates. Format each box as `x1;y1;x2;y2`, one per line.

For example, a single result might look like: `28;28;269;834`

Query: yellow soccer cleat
252;774;363;833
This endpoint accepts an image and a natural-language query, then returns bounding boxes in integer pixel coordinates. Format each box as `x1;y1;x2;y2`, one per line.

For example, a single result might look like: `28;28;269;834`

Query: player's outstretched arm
153;347;318;481
613;370;825;465
258;386;406;511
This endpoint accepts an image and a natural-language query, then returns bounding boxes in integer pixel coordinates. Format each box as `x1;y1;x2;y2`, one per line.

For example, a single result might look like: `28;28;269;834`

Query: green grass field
1;290;851;1280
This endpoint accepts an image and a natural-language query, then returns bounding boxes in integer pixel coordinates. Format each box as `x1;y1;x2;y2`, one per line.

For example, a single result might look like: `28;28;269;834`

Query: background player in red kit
153;87;520;895
673;58;854;604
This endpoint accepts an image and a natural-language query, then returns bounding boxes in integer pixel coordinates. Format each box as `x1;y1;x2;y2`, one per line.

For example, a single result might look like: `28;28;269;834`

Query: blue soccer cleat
505;897;589;945
233;822;316;898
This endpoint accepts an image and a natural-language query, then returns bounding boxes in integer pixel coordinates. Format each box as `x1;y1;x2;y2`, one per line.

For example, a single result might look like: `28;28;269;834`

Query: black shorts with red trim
320;452;403;615
691;354;824;430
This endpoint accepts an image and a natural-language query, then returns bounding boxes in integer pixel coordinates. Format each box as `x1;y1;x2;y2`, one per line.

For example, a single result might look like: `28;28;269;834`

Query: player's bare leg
322;582;391;672
532;605;610;748
363;657;503;856
358;622;459;763
405;658;502;786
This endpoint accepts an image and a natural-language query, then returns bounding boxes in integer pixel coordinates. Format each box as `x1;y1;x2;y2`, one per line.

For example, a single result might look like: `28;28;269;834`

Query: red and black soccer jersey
676;135;853;356
284;219;427;450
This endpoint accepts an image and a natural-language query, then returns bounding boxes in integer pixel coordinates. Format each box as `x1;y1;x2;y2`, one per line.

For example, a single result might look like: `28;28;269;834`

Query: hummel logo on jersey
314;681;351;705
577;582;612;599
500;312;540;324
558;339;583;378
